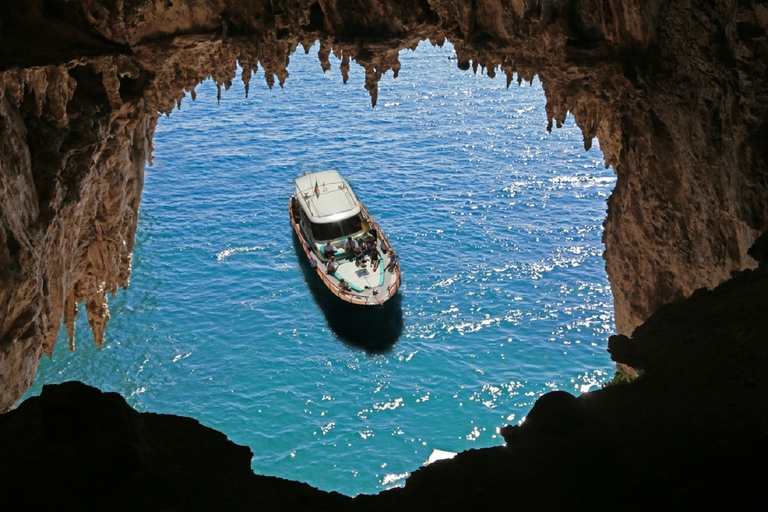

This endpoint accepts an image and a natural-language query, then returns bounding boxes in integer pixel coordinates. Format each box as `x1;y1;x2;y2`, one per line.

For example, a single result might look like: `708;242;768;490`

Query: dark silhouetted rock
0;382;350;512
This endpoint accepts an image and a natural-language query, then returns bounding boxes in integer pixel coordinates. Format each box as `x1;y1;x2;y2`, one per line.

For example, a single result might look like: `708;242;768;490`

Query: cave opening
25;40;616;496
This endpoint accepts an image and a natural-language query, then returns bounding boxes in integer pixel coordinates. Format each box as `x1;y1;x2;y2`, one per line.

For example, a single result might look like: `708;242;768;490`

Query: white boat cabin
294;170;366;257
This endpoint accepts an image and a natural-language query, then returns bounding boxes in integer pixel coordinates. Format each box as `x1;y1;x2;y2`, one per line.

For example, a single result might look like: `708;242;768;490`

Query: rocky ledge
3;234;766;510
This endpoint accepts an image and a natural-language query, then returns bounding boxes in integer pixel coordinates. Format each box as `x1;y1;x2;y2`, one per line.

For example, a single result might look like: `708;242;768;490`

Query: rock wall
602;0;768;330
0;60;152;408
1;1;766;414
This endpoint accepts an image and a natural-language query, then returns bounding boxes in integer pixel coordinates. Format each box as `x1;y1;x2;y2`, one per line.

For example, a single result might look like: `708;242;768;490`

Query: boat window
311;214;363;241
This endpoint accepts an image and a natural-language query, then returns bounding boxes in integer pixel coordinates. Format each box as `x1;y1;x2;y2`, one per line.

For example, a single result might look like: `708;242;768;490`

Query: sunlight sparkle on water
26;41;616;496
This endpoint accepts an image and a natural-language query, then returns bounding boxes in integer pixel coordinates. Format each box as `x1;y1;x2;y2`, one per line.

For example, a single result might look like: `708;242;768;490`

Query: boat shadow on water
292;233;404;354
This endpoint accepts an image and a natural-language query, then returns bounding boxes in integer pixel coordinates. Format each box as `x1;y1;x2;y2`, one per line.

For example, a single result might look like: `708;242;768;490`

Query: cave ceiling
0;0;767;411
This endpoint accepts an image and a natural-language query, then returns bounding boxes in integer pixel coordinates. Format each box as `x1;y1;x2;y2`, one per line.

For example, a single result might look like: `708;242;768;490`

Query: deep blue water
25;42;616;496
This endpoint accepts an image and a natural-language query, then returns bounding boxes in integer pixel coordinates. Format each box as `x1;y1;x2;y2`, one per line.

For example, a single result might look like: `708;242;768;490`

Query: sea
24;41;616;496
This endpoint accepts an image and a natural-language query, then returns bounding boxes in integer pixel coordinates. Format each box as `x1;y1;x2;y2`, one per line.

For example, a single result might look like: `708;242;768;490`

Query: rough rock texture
0;60;151;408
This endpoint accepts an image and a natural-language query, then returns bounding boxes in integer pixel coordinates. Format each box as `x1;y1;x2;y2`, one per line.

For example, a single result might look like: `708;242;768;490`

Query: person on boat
358;239;370;257
355;251;367;268
347;238;366;266
323;241;336;258
368;245;380;271
326;254;339;274
386;249;398;273
353;239;369;267
339;279;352;292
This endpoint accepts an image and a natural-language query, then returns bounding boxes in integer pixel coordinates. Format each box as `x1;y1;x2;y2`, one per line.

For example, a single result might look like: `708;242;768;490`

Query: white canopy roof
294;170;361;224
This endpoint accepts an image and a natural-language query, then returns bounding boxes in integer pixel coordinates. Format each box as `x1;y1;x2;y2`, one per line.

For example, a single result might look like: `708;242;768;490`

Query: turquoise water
25;42;615;496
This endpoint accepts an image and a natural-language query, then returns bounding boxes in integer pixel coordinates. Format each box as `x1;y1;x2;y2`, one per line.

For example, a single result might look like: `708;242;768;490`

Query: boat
290;170;401;306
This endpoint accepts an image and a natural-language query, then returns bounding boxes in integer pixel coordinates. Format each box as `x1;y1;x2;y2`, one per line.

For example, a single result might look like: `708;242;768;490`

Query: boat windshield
311;214;363;241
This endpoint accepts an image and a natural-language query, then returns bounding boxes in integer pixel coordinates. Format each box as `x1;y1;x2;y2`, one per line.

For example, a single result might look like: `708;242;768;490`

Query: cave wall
602;0;768;330
0;59;152;407
1;0;767;411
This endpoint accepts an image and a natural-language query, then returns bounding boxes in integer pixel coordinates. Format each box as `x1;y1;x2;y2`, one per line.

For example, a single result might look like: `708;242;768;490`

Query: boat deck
290;199;401;306
332;260;385;291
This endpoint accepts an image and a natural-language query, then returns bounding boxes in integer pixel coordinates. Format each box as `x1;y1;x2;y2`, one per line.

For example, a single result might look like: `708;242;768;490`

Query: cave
1;0;767;510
